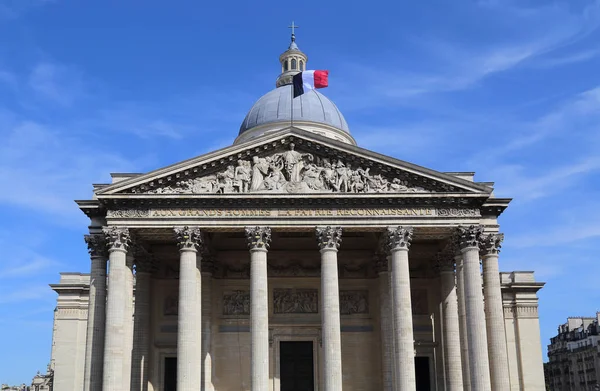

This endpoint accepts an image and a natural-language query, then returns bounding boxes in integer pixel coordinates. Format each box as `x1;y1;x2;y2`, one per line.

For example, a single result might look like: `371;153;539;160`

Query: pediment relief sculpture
143;143;431;195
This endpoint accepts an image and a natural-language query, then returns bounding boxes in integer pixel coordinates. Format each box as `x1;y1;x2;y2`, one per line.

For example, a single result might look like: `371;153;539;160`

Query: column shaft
131;271;151;391
482;246;511;391
378;268;394;391
440;267;464;391
102;248;128;391
201;269;214;391
177;248;202;390
321;248;343;391
390;247;416;391
123;257;134;389
250;248;269;391
462;245;492;391
83;244;107;391
456;255;471;391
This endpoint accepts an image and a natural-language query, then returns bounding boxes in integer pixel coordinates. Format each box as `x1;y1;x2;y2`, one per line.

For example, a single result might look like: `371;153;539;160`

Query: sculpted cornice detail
137;143;432;195
106;209;150;218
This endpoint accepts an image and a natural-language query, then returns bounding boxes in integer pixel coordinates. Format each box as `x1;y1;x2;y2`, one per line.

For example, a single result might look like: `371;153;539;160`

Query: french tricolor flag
292;70;329;98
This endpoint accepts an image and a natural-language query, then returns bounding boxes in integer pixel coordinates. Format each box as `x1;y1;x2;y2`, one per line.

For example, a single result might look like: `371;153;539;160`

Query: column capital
84;234;108;258
315;226;342;251
386;226;413;251
103;226;131;252
174;226;203;252
245;226;271;251
480;233;504;256
455;225;484;251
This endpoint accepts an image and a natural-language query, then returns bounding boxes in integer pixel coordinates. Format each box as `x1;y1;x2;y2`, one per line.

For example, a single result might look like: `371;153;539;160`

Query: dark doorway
415;356;431;391
280;341;315;391
164;357;177;391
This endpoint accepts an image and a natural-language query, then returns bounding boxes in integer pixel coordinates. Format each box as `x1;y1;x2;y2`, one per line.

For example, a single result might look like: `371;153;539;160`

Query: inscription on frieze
107;207;481;219
223;291;250;316
340;290;369;315
273;289;318;314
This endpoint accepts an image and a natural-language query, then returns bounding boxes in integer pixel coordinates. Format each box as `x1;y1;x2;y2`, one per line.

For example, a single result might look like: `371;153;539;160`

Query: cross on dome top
288;21;299;42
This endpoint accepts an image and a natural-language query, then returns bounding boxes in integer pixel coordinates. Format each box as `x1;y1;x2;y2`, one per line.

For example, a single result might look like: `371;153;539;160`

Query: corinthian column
174;226;203;391
201;254;215;391
246;226;272;391
131;251;154;391
375;249;394;391
387;226;416;391
83;234;108;391
455;249;471;391
316;226;343;391
437;251;463;391
456;225;491;391
102;227;131;391
481;233;511;391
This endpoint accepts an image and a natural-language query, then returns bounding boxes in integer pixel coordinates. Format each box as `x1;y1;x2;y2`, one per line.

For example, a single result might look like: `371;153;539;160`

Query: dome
234;30;355;145
237;85;354;144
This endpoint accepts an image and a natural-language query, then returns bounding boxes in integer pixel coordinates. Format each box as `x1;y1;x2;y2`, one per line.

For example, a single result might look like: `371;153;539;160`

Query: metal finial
288;21;299;42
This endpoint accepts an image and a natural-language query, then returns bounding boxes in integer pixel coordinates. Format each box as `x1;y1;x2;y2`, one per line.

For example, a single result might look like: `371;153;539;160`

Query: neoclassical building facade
49;35;546;391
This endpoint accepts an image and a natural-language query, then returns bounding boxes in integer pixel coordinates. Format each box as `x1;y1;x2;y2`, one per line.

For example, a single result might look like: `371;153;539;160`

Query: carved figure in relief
264;158;286;190
278;143;313;182
234;160;252;193
302;163;325;190
273;289;318;314
223;291;250;315
145;143;434;194
340;290;368;315
250;156;270;191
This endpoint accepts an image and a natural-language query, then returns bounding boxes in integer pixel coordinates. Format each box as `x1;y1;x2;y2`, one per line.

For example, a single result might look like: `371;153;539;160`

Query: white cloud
28;62;86;107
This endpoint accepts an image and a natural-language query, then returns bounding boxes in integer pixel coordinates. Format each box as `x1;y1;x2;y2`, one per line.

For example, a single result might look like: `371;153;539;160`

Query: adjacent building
546;314;600;391
47;32;547;391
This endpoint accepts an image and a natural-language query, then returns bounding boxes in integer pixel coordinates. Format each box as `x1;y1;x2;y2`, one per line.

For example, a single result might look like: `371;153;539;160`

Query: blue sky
1;0;600;384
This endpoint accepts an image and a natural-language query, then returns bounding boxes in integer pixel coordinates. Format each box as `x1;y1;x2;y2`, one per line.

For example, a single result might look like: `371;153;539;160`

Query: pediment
96;129;491;197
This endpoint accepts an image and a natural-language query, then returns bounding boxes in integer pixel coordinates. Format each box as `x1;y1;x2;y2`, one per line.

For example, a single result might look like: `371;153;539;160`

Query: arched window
299;60;304;71
284;61;288;71
291;58;297;70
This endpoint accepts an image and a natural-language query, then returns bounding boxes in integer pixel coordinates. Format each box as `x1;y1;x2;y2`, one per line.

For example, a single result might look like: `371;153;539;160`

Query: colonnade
82;224;511;391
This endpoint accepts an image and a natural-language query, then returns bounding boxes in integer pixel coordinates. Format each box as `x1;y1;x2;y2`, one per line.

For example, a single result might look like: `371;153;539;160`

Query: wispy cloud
0;285;53;305
28;62;86;107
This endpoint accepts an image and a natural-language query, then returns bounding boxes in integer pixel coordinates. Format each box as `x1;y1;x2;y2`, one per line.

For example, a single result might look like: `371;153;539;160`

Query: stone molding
102;226;131;251
455;225;484;250
480;233;504;256
173;226;203;251
387;226;413;250
84;234;107;258
316;226;343;250
245;226;272;250
503;305;539;319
